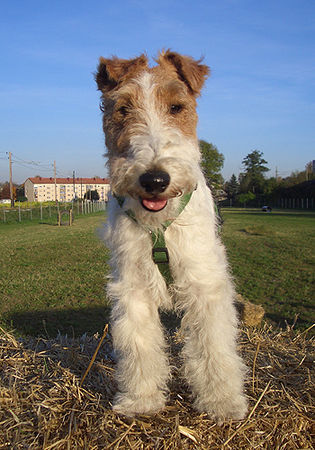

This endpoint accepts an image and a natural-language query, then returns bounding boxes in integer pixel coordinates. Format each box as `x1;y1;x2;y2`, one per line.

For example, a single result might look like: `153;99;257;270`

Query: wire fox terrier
96;50;247;421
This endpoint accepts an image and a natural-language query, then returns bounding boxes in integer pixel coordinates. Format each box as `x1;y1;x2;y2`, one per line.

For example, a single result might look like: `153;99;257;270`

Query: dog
95;50;247;421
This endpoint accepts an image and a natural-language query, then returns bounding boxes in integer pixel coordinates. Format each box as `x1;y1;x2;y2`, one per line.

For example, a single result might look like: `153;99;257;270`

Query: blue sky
0;0;314;183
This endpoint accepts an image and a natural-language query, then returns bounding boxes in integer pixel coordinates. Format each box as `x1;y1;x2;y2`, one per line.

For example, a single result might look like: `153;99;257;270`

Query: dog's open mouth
141;197;168;212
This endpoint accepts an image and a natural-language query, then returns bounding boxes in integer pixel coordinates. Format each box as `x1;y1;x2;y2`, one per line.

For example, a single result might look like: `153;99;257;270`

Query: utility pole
305;162;310;181
73;170;76;200
8;152;14;207
54;160;57;204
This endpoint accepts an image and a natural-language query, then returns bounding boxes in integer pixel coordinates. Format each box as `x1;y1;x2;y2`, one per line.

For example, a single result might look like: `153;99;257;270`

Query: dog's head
96;50;209;216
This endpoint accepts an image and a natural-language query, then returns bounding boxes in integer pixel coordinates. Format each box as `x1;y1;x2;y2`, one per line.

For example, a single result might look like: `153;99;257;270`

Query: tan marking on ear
95;54;148;92
157;49;210;97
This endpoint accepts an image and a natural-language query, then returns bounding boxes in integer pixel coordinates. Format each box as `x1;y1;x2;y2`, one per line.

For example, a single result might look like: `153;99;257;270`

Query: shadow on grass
3;305;111;338
3;306;184;338
5;302;311;339
265;311;312;330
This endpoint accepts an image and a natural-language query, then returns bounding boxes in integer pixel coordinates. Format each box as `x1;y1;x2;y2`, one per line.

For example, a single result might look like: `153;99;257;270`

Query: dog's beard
109;157;198;206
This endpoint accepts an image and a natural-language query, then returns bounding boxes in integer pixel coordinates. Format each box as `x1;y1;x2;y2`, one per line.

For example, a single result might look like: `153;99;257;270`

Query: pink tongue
142;198;167;211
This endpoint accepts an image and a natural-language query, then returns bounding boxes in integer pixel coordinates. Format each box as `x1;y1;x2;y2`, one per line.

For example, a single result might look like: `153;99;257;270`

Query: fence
220;197;314;210
275;198;314;210
0;200;107;224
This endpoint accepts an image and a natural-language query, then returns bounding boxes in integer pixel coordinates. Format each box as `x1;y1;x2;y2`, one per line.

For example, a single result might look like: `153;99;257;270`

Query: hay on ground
0;323;314;449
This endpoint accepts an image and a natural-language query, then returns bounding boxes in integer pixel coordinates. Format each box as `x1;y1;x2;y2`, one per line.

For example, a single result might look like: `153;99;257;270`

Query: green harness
115;193;193;286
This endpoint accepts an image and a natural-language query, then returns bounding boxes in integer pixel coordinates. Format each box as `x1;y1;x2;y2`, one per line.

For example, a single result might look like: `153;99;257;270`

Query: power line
12;160;53;170
10;160;53;171
3;151;66;175
1;151;87;184
11;153;53;170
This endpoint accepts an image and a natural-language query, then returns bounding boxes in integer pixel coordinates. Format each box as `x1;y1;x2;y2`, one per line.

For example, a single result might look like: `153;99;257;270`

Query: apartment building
24;177;110;202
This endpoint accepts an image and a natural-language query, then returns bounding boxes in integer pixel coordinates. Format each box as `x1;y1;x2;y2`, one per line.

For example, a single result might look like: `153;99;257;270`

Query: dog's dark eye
170;104;183;115
118;106;129;117
99;101;105;112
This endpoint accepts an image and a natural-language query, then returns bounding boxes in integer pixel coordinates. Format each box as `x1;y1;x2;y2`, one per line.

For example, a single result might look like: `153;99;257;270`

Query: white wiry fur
97;52;248;421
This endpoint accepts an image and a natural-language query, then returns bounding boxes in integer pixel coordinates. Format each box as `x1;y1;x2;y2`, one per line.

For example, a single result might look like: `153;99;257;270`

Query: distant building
24;177;110;202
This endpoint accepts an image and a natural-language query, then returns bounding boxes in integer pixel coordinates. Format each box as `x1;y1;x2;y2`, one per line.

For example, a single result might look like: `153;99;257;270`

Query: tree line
199;140;315;207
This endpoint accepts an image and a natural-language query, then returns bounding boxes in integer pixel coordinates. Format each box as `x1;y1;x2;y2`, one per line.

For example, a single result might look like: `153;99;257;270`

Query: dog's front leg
173;236;248;422
109;283;169;416
178;273;247;422
181;289;248;422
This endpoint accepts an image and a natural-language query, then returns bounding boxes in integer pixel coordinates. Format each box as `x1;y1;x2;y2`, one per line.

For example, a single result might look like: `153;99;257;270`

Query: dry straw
0;322;314;449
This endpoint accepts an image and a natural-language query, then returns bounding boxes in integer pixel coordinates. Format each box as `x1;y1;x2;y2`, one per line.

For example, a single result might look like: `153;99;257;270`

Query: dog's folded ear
158;50;210;96
96;55;148;92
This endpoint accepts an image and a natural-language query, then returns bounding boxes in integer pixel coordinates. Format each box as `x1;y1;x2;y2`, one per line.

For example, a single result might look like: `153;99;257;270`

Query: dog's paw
194;394;248;424
112;391;166;417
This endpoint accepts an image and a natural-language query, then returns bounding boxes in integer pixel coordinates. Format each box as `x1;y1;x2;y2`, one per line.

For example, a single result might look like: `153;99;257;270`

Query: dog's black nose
139;171;170;194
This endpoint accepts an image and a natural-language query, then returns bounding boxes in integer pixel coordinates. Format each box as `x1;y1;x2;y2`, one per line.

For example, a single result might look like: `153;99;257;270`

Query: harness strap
150;228;173;285
115;192;193;286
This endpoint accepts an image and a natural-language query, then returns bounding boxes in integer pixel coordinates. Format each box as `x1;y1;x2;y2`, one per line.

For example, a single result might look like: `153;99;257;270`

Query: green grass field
221;209;315;330
0;213;110;336
0;208;314;337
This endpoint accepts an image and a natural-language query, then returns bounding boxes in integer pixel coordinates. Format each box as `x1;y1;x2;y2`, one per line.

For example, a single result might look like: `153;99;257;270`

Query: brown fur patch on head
101;81;147;157
95;54;148;92
97;50;209;162
153;76;199;139
157;49;210;97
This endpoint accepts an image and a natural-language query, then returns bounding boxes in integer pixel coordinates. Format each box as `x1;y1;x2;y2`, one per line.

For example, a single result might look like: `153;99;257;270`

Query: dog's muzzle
139;170;170;195
139;170;170;212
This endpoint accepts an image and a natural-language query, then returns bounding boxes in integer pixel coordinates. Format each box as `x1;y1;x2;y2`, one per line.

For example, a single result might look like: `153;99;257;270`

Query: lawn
0;213;110;336
221;208;315;330
0;208;314;337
